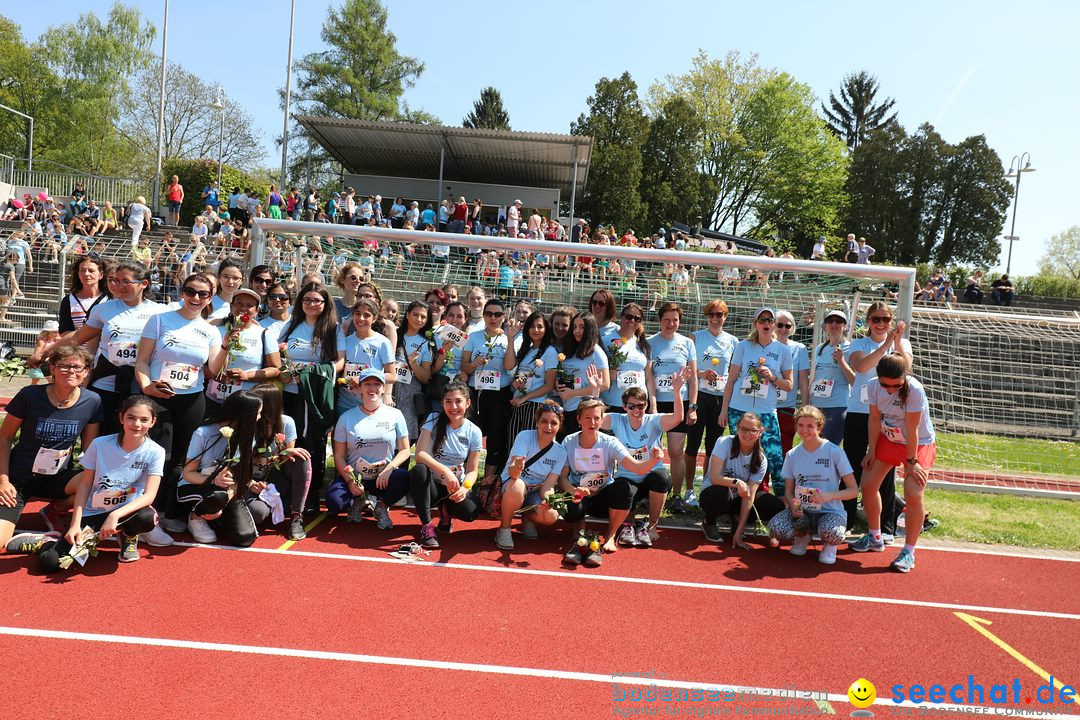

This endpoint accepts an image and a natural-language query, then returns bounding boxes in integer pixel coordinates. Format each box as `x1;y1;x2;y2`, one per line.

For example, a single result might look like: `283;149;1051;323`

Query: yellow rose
463;477;475;490
589;540;600;552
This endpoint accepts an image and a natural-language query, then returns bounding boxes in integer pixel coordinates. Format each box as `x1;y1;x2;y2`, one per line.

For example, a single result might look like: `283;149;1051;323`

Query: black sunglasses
623;314;642;323
182;287;211;299
483;311;505;318
538;403;564;415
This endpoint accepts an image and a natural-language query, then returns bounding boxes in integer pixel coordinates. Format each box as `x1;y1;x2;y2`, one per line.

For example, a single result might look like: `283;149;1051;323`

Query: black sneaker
287;514;307;541
702;523;723;543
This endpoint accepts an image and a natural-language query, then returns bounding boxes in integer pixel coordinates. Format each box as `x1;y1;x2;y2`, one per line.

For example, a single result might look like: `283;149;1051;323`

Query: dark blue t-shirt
6;385;104;481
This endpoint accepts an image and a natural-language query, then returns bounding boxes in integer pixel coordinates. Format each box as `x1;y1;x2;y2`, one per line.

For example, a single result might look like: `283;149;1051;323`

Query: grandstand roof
296;116;592;196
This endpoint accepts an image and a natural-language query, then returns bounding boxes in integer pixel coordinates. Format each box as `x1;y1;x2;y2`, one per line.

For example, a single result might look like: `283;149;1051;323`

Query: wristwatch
906;457;918;465
688;403;698;411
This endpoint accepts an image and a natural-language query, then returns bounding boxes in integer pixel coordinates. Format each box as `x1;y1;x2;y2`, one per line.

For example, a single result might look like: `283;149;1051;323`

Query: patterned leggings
728;408;782;494
768;510;847;546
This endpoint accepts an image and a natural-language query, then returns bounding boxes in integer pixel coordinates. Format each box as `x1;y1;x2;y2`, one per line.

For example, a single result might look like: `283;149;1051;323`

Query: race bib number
107;340;138;366
776;388;789;403
395;362;413;385
881;422;905;444
630;446;648;462
704;374;726;393
795;485;822;513
343;362;366;382
91;486;135;510
617;370;644;389
812;379;835;398
208;378;240;400
860;385;870;405
741;376;769;399
359;461;385;479
579;472;608;489
476;369;501;390
574;448;604;473
161;361;198;390
33;447;71;475
437;325;467;349
655;374;674;393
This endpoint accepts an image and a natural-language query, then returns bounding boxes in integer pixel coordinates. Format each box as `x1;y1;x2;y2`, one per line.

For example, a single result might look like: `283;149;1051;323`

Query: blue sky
15;0;1076;276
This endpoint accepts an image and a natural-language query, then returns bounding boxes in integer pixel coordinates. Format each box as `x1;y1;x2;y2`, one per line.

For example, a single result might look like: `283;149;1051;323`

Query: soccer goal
249;219;1079;494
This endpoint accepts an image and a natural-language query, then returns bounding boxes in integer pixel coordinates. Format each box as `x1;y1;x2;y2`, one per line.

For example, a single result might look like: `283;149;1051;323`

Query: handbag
470;442;554;519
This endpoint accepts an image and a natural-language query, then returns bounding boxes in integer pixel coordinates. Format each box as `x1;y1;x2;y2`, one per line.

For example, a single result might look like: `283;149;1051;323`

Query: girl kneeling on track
767;406;858;565
602;369;690;548
250;383;312;542
36;396;166;571
176;391;266;547
558;390;665;567
495;402;568;551
700;412;784;549
410;381;484;548
328;368;411;530
849;355;936;574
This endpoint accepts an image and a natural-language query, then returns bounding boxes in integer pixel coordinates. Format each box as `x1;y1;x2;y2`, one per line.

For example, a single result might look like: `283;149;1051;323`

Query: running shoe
848;533;885;553
634;520;653;548
669;496;688;514
373;501;393;530
437;507;453;534
617;523;637;547
40;501;68;533
582;550;603;567
702;523;723;543
818;544;838;565
287;514;306;541
420;523;440;549
520;518;538;540
562;546;582;566
347;500;364;524
891;549;916;573
5;531;56;554
922;515;941;532
162;517;187;534
881;533;895;545
494;528;514;551
118;534;140;563
141;525;175;547
187;516;218;544
790;534;811;556
683;489;699;508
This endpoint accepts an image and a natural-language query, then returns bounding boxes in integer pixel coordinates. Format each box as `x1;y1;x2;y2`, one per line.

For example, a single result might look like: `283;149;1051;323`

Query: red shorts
875;438;936;468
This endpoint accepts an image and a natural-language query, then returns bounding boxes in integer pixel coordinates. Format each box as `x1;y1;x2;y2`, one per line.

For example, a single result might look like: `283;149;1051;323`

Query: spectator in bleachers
451;196;469;234
963;270;985;304
127;195;151;248
991;274;1014;306
7;232;32;292
201;180;220;210
90;201;118;237
0;252;17;323
305;188;319;221
266;185;284;220
227;186;243;223
437;199;450;232
406;201;420;228
165;175;184;227
129;236;152;266
933;279;955;306
287;187;301;220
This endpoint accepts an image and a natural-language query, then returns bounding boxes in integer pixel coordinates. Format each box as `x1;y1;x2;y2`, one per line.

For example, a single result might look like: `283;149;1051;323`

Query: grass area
934;431;1080;477
917;489;1080;550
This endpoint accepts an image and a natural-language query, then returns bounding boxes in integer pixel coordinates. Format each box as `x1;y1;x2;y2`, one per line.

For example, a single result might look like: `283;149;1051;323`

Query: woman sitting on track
327;368;411;530
647;302;698;512
767;406;857;564
599;302;653;414
558;393;665;567
1;347;103;554
409;381;483;548
700;412;784;548
504;310;558;440
849;355;936;574
250;383;312;542
34;396;165;571
773;309;810;455
206;288;282;418
495;402;568;551
336;297;396;416
555;311;609;438
808;309;854;445
601;370;689;548
718;307;794;496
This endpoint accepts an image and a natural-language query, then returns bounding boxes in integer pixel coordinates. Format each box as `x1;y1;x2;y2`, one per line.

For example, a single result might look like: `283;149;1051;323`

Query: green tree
571;72;649;231
822;70;897;151
1038;226;1080;280
462;87;511;130
640;96;702;230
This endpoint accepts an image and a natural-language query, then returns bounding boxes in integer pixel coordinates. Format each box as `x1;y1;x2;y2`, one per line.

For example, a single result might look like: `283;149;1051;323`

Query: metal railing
0;158;150;208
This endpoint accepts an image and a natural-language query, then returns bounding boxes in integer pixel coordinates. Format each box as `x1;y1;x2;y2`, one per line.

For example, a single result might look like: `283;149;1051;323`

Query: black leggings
563;479;635;523
38;505;157;573
147;392;206;517
284;392;330;512
475;388;511;476
408;464;481;525
629;469;673;503
685;392;724;468
174;483;262;546
843;411;898;535
699;484;784;526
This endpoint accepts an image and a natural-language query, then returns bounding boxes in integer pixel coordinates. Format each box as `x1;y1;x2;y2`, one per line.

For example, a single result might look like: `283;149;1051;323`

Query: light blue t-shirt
420;413;483;480
560;431;632;489
396;332;434;388
601;334;649;408
183;425;238;483
86;298;168;393
865;376;936;446
509;340;559;402
463;329;512;390
808;341;852;409
693;328;739;397
8;238;30;264
780;440;852;516
500;430;567;486
142;311;220;396
704;435;767;492
333;404;409;478
209;296;231;321
207;324;277;402
648;332;695;402
337;328;395;411
728;339;794;414
598;321;620;345
608;413;664;483
846;336;913;413
278;320;326;395
776;341;809;409
559;345;608;411
79;434;166;517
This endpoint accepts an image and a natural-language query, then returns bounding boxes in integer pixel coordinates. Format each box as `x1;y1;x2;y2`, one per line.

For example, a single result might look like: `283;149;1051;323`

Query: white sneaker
882;533;895;545
521;518;538;540
790;535;811;556
683;490;699;508
818;544;838;565
142;525;175;547
187;515;218;544
494;528;514;550
162;517;187;534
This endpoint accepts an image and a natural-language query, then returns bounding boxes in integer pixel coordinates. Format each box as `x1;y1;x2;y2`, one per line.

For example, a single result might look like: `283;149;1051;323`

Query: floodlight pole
152;0;168;215
279;0;295;191
568;142;579;232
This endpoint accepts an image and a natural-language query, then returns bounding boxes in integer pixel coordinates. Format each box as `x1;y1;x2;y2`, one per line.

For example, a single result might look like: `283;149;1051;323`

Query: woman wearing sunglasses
495;402;567;550
842;301;912;540
809;309;855;444
599;302;653;414
589;288;619;344
718;307;794;496
850;354;935;573
461;298;513;487
259;283;292;337
773;310;810;455
248;264;275;318
333;262;364;326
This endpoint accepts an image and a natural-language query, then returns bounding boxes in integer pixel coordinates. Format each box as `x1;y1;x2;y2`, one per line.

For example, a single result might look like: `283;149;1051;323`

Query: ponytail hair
620;302;650;359
876;354;909;405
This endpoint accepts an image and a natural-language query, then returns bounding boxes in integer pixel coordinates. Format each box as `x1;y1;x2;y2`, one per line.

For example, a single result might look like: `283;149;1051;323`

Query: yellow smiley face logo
848;678;877;709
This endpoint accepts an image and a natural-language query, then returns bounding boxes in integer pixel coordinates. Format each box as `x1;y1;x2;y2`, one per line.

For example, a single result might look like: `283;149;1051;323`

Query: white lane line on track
171;542;1080;621
1;625;1074;719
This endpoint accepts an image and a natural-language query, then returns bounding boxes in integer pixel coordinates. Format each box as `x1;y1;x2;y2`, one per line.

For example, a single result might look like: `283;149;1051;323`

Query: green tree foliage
462;87;511;130
822;71;897;150
571;72;649;231
640;97;702;231
845;123;1011;266
163;158;269;228
1038;226;1080;280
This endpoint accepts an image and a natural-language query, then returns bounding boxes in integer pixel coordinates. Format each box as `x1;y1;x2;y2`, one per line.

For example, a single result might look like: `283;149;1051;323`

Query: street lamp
209;87;225;190
1003;153;1036;275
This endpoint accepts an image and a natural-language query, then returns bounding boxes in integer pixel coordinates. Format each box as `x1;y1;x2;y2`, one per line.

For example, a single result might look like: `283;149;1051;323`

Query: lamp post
210;87;225;189
1003;153;1036;275
152;0;169;215
279;0;295;191
0;100;34;174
